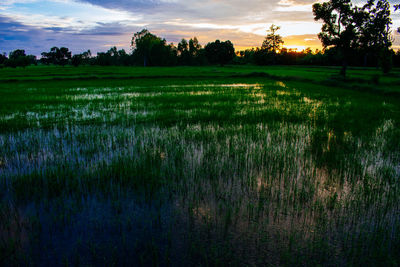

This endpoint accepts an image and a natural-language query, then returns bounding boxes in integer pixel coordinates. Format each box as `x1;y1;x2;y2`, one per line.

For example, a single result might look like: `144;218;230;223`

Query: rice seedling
0;67;399;265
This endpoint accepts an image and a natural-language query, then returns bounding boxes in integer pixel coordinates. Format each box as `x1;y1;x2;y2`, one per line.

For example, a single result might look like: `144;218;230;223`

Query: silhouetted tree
204;40;235;66
313;0;359;76
393;50;400;67
254;48;275;65
9;49;26;60
41;47;71;65
0;53;7;66
131;29;176;66
58;47;71;66
71;54;82;67
94;47;135;66
358;0;393;72
71;50;91;67
189;37;201;57
177;39;191;65
262;24;284;53
235;49;256;65
5;49;34;68
313;0;394;76
177;37;204;65
177;39;189;54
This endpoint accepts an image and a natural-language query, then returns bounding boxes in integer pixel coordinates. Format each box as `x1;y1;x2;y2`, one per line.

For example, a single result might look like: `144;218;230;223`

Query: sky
0;0;400;56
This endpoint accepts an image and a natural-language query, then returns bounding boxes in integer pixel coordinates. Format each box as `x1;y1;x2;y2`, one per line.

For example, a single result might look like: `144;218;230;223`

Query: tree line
0;32;236;68
0;0;398;75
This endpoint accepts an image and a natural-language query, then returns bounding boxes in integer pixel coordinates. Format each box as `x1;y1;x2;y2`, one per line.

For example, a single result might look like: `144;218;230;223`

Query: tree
177;39;191;65
58;47;71;66
0;53;7;65
72;50;91;67
358;0;393;72
9;49;26;60
189;37;201;57
313;0;358;76
131;29;175;66
5;49;33;68
261;24;284;53
41;47;71;65
71;54;82;67
177;37;203;65
204;40;235;66
177;38;189;55
313;0;393;76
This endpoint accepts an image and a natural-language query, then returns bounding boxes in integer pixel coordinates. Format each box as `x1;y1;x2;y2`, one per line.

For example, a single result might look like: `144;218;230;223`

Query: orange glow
282;45;307;51
234;34;323;52
283;34;322;51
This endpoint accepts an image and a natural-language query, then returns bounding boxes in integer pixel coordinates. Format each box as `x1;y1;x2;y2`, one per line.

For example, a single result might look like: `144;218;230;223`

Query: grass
0;65;400;266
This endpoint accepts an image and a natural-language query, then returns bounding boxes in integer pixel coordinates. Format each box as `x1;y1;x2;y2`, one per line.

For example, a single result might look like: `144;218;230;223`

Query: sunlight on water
275;81;287;88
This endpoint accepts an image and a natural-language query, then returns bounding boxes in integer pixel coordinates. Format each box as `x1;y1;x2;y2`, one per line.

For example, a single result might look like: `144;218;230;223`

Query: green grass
0;65;399;266
1;64;400;86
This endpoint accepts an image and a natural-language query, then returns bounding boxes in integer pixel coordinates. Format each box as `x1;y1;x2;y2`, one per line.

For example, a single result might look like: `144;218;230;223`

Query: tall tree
131;29;170;66
6;49;34;67
0;53;7;65
189;37;201;57
41;47;71;65
358;0;393;72
204;40;235;66
9;49;26;60
313;0;358;76
261;24;284;53
177;39;191;65
177;39;189;55
313;0;393;75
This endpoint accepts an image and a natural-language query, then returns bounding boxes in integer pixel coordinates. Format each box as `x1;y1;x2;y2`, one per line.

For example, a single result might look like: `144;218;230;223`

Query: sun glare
283;45;307;51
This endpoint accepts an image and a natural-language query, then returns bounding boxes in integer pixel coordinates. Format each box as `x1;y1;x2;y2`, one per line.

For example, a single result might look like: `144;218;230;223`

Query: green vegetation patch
0;72;399;266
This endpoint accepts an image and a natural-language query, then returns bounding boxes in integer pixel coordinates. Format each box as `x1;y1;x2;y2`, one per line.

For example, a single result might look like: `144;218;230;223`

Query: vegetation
204;40;235;66
1;49;36;68
261;24;284;53
130;29;177;67
313;0;393;76
1;1;399;265
41;47;72;66
0;66;399;265
0;3;398;72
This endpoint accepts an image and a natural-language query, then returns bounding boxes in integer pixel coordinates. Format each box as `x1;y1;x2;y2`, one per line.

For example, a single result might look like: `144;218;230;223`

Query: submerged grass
0;68;400;266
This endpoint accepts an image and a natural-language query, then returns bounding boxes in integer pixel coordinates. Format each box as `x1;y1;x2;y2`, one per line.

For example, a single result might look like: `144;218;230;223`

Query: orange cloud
283;34;322;51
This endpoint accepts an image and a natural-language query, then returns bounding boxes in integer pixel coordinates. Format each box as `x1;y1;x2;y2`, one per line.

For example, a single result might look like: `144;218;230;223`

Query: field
1;65;400;266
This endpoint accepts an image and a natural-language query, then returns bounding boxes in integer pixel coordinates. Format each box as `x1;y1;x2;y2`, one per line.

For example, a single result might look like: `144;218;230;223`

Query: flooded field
1;78;399;266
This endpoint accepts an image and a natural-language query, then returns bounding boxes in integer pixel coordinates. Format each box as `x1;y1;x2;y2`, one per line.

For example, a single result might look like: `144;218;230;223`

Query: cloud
277;0;318;6
8;0;400;54
283;34;322;50
0;15;134;55
0;15;37;45
76;0;284;24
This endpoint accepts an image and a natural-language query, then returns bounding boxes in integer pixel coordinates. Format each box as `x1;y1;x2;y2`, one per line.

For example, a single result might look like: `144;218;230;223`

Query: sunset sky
1;0;400;56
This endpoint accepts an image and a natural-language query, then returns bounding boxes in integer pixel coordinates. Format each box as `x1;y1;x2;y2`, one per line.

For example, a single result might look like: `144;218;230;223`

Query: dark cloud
0;15;36;47
0;15;133;56
44;27;66;32
74;22;131;36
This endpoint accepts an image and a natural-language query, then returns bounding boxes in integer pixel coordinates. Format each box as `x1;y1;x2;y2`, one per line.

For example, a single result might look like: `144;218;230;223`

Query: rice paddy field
1;65;400;266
